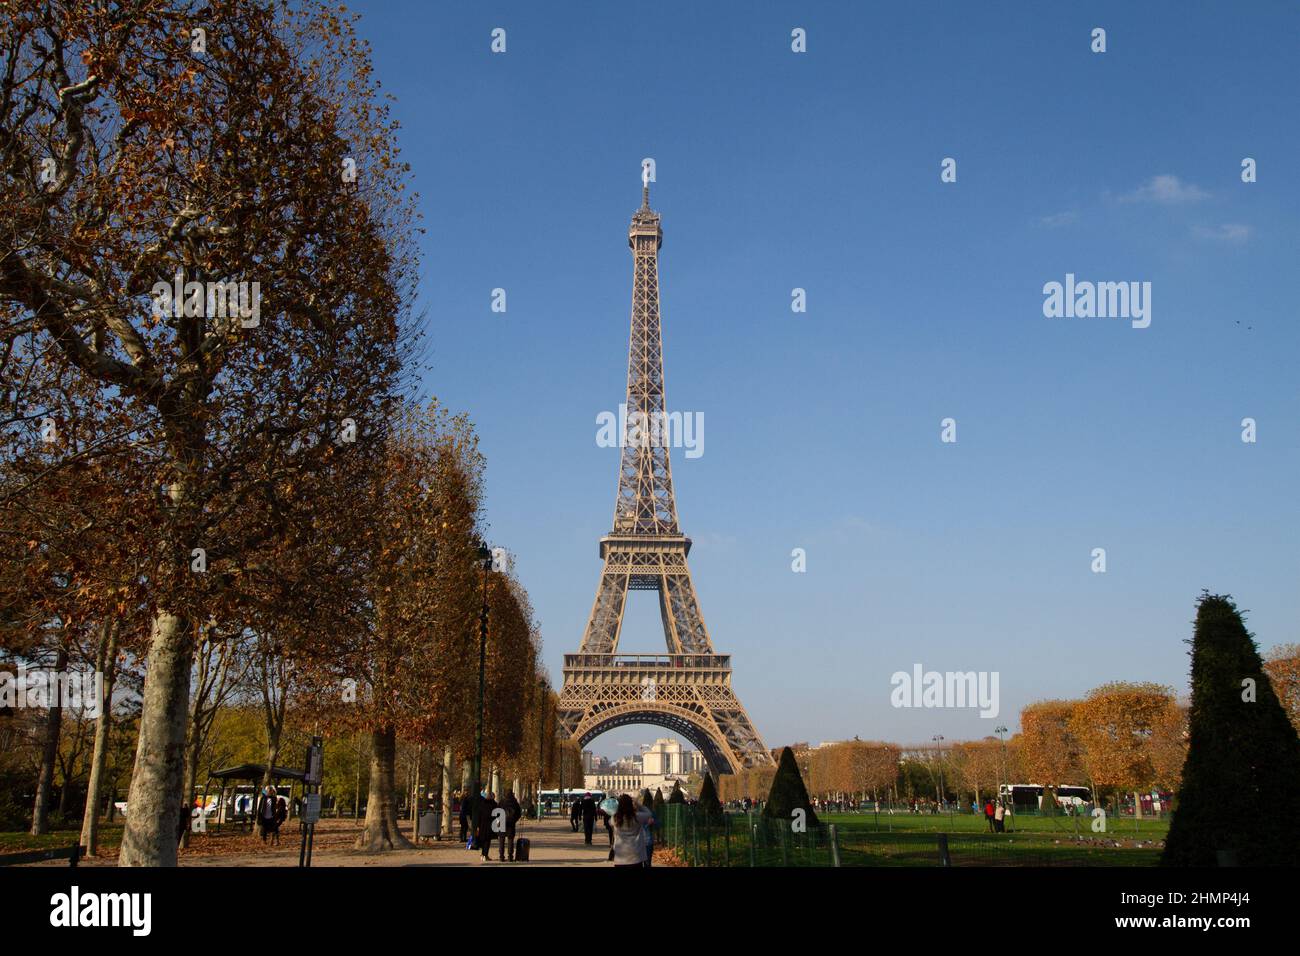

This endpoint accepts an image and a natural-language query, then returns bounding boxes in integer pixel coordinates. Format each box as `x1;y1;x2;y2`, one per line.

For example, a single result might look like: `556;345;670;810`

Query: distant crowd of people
799;796;1020;819
447;788;656;866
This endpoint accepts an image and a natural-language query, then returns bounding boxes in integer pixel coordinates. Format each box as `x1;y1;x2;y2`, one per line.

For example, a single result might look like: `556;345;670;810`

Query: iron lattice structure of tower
557;184;773;776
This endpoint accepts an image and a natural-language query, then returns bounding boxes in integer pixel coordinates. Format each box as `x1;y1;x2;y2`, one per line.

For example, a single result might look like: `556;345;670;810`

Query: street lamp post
932;735;946;818
994;725;1008;794
472;544;492;797
536;677;544;819
995;724;1009;833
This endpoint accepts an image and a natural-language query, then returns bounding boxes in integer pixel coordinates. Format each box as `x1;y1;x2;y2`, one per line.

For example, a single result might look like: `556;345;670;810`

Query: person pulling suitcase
498;789;522;861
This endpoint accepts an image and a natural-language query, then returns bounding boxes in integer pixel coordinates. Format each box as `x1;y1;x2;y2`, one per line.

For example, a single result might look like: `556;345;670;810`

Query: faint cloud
1192;223;1251;243
835;515;882;540
1118;174;1209;205
1038;210;1079;228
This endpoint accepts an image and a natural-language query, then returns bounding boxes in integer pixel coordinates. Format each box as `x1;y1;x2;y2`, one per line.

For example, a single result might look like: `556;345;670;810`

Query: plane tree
0;0;420;864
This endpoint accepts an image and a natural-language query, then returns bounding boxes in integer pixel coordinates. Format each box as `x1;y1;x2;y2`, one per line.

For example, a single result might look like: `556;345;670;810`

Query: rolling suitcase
514;836;530;861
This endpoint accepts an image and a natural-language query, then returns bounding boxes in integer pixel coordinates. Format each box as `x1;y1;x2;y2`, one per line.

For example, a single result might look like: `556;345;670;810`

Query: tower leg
577;563;630;654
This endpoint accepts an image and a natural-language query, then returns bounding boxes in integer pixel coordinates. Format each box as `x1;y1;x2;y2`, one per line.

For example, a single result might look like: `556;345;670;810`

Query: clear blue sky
345;1;1300;754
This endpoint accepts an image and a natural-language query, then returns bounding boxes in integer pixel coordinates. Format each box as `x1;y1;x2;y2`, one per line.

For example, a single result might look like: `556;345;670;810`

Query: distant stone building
587;770;643;794
584;738;702;797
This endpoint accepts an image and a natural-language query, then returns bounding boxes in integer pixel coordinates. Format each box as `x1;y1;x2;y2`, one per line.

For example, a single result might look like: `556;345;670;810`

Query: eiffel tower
557;180;773;776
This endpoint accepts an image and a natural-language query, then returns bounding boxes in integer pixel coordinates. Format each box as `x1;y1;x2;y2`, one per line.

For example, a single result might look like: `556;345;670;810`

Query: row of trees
718;679;1192;812
1018;682;1187;810
744;595;1300;866
0;0;569;863
1;674;584;844
725;596;1300;867
722;638;1299;816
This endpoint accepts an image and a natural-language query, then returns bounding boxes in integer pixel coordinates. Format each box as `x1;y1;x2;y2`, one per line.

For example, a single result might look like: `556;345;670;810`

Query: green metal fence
658;804;837;867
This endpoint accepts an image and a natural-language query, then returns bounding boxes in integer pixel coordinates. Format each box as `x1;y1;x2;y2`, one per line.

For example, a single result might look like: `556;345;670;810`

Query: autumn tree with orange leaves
1069;682;1185;813
1018;700;1086;793
308;402;483;851
950;739;1002;807
476;566;542;792
1264;644;1300;738
1;0;420;864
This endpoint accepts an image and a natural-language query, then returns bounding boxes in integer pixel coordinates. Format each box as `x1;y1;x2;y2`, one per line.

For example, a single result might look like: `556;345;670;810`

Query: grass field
823;809;1170;837
662;809;1169;867
0;822;124;856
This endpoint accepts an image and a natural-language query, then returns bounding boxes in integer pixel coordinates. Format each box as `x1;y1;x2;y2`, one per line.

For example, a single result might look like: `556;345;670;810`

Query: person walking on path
467;788;486;850
569;796;581;832
498;789;521;861
580;792;597;845
610;794;654;868
642;802;655;867
599;799;616;860
459;790;471;845
475;791;499;862
256;786;278;843
176;795;191;847
272;796;288;846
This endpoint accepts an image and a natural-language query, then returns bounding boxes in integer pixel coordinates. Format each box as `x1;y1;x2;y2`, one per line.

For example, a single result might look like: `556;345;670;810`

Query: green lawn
822;809;1170;837
0;821;123;856
661;809;1168;868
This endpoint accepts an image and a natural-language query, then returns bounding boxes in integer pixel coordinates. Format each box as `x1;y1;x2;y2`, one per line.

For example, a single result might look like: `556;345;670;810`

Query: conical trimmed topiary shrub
762;746;819;826
668;780;685;804
1163;593;1300;865
698;772;722;820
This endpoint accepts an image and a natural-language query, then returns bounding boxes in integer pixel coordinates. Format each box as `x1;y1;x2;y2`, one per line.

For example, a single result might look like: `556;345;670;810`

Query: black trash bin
417;808;442;841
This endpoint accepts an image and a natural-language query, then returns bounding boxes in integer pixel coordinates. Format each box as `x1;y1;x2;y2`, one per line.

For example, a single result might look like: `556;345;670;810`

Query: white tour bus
999;783;1094;812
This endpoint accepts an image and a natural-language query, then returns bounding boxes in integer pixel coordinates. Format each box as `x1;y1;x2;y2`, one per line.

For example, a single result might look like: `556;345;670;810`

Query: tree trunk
178;716;204;849
119;610;194;866
355;726;413;851
30;645;69;835
178;634;208;850
411;745;422;823
261;734;282;790
258;660;288;791
56;768;73;818
440;745;453;838
353;732;362;819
